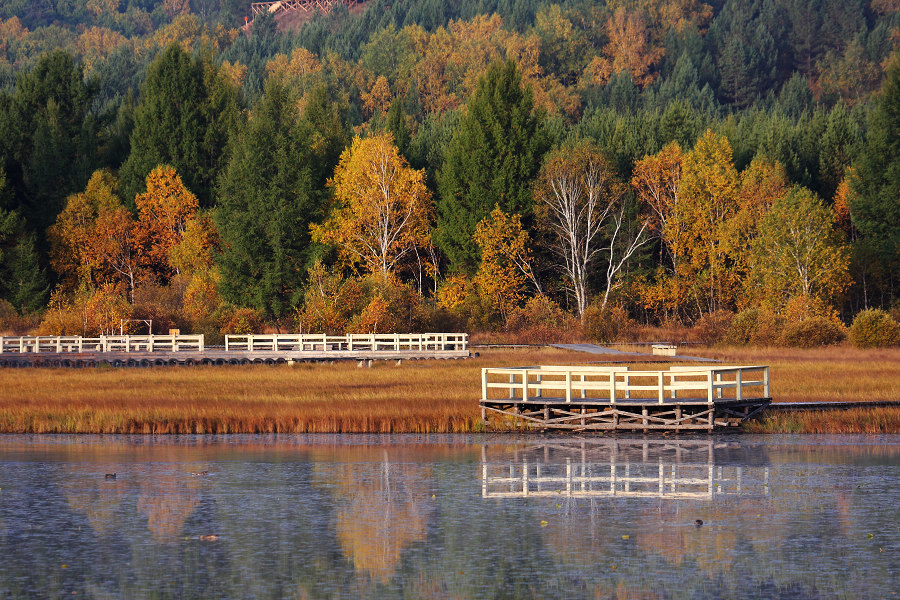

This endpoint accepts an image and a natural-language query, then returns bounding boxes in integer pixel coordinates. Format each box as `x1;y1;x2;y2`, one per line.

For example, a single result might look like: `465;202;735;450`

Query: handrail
0;334;205;353
224;332;468;352
481;365;769;404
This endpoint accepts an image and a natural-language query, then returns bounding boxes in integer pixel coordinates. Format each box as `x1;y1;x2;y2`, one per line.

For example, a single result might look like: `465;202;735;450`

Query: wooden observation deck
480;365;771;432
249;0;357;17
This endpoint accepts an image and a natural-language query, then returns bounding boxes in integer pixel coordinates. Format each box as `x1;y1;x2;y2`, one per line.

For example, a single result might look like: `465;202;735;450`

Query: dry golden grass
743;407;900;434
0;347;590;434
1;345;897;434
696;345;900;404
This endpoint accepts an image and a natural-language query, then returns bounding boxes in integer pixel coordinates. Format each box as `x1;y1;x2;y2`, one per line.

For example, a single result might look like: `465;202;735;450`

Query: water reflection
481;439;770;499
0;434;898;599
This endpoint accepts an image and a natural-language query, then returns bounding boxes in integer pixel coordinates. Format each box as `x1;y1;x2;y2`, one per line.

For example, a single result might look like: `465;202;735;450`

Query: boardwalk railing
0;335;205;353
225;333;468;353
482;365;769;404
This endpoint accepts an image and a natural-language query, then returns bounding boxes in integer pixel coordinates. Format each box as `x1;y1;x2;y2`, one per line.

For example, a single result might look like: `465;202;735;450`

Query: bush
778;316;846;347
505;295;580;343
724;308;781;346
693;310;734;345
849;309;900;348
582;303;634;343
221;307;264;335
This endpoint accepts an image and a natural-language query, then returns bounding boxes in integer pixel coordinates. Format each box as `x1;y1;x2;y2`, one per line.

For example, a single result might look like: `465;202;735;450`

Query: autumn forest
1;0;899;346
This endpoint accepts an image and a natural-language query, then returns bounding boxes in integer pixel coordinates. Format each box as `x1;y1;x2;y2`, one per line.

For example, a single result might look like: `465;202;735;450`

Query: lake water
1;434;898;599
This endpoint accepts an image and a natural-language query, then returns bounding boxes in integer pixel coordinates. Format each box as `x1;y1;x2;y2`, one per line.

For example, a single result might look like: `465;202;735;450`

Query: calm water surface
1;434;898;599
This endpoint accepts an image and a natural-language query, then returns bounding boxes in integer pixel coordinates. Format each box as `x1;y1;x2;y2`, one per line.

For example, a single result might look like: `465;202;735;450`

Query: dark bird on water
105;473;116;480
695;519;703;527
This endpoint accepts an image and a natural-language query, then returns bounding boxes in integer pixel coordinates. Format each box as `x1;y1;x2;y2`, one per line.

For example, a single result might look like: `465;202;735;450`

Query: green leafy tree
436;59;549;273
120;44;237;207
750;186;851;306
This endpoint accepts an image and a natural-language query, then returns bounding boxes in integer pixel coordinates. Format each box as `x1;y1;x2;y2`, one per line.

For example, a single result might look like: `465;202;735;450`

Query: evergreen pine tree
436;59;548;273
120;44;237;207
852;54;900;298
215;79;340;326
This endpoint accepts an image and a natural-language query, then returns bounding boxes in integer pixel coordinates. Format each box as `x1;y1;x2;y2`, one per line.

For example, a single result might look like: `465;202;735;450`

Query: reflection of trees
313;448;431;583
135;466;201;541
61;465;130;536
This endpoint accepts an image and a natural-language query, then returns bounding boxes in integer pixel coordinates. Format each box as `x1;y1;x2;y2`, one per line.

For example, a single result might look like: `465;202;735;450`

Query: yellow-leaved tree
313;132;433;276
473;206;539;320
676;129;740;312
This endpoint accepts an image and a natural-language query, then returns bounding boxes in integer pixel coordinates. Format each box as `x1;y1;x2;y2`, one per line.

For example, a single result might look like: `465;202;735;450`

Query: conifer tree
215;79;333;326
120;44;237;207
852;54;900;297
436;59;548;274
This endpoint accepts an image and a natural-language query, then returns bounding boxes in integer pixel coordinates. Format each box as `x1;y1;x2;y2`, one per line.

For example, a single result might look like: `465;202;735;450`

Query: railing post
707;371;714;404
198;334;204;352
482;368;488;400
658;372;664;404
716;372;723;399
764;367;770;398
19;336;24;353
736;369;743;401
565;371;572;403
609;371;616;404
522;369;529;402
56;337;62;353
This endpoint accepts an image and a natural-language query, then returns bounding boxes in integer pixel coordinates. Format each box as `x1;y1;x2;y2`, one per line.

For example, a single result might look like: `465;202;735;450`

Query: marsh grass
2;346;898;433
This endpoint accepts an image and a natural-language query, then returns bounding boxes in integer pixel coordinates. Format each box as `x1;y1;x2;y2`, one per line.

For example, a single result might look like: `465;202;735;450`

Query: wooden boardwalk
480;365;771;432
0;333;469;367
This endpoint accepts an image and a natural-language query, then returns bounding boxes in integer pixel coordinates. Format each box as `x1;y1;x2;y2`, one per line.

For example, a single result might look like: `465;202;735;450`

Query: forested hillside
1;0;899;344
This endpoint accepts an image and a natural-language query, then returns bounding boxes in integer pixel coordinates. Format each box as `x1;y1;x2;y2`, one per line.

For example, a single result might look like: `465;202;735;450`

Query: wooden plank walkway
480;365;771;432
0;333;469;367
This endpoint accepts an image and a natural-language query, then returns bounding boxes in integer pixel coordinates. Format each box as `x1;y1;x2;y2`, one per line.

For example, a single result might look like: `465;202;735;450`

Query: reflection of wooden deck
480;365;771;432
481;439;771;499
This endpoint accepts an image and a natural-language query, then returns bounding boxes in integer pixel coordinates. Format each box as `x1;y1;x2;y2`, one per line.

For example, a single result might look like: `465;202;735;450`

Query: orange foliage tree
135;165;199;279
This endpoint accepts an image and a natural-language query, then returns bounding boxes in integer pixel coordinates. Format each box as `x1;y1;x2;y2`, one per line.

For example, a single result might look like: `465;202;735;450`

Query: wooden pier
480;365;771;432
0;333;469;367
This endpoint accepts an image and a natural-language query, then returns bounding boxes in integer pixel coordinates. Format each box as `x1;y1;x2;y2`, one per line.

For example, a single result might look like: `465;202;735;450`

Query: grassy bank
1;346;898;434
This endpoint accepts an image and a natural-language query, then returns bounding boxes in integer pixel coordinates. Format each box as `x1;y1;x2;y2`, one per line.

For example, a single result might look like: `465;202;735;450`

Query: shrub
724;308;782;346
693;310;734;345
849;309;900;348
776;295;846;347
220;307;264;335
505;295;579;343
582;303;634;343
778;316;845;347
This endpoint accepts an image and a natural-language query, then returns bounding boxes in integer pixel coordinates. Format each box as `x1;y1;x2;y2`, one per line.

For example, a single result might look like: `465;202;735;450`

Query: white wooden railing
0;335;205;353
482;365;769;404
224;332;468;353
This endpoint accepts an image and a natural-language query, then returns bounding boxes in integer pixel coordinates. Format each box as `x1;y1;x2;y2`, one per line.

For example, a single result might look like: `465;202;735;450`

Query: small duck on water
104;473;116;480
